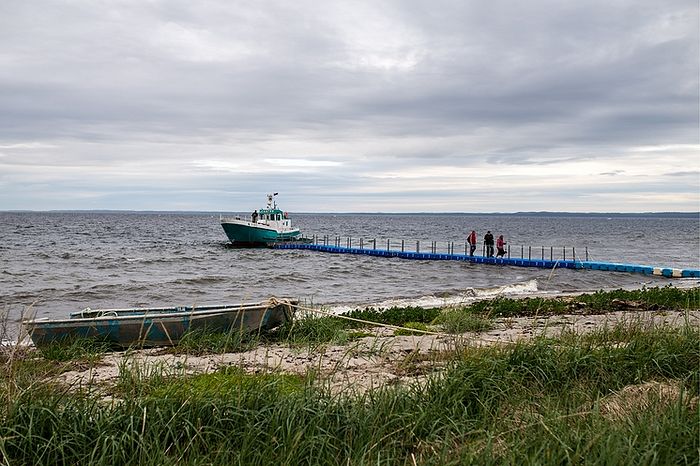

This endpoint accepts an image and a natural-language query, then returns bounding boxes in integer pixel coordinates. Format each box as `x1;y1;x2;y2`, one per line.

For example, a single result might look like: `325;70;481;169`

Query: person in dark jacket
484;231;494;257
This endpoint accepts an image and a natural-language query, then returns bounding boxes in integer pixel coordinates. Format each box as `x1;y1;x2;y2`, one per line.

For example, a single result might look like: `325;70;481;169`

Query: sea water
1;212;698;324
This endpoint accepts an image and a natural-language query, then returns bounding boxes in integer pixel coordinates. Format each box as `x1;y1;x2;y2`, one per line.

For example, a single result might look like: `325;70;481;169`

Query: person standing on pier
496;235;507;257
484;231;494;257
468;230;477;256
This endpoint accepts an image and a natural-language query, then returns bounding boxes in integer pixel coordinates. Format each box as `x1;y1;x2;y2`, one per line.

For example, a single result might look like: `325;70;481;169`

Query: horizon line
1;209;698;217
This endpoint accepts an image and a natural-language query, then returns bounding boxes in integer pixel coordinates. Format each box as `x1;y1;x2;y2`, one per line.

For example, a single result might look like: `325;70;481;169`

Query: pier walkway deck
273;243;700;279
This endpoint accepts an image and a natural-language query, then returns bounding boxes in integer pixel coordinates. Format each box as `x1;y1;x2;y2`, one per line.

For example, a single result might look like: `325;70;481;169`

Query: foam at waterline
326;279;543;315
1;338;31;347
673;278;700;289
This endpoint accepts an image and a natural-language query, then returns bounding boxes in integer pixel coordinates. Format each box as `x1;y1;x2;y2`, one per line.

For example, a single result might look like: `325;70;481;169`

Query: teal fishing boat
23;299;295;348
220;193;301;246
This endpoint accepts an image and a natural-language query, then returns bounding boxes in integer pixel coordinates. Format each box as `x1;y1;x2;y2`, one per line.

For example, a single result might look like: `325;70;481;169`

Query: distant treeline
296;211;700;218
2;210;699;218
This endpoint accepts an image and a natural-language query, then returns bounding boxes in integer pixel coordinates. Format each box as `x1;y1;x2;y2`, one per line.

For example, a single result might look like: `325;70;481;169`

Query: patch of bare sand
56;308;699;394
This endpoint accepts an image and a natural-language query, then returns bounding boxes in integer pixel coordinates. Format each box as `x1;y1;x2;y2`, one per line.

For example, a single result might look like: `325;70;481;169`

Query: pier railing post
301;238;588;263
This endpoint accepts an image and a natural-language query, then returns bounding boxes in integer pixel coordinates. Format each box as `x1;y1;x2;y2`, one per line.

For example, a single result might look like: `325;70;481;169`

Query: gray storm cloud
0;0;697;212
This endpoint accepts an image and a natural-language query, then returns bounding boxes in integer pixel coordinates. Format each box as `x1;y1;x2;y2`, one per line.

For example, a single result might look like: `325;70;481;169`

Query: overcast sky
0;1;698;212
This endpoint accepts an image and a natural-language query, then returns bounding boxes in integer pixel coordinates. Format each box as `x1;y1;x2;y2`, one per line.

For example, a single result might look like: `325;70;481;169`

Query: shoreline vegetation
1;286;698;464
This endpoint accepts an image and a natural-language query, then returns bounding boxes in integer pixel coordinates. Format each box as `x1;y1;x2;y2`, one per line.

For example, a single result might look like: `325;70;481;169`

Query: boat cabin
256;208;291;228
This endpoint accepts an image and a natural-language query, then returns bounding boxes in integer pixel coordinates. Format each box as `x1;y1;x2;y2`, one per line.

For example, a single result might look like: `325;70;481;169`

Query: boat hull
23;301;294;348
221;220;300;246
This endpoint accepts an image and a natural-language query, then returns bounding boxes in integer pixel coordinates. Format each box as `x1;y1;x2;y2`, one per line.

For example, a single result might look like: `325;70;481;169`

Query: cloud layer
0;0;698;212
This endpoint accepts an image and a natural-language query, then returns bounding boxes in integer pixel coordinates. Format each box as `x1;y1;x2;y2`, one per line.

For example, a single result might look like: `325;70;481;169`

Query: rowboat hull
23;300;294;348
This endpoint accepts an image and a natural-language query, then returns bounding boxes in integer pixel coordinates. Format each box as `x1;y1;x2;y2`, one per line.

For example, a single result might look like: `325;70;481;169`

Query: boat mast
267;192;279;209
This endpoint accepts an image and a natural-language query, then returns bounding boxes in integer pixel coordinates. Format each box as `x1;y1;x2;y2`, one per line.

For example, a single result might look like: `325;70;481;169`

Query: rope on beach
268;297;452;338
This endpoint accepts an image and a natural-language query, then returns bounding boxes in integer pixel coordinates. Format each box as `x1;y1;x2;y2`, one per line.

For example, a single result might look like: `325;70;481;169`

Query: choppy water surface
1;212;698;322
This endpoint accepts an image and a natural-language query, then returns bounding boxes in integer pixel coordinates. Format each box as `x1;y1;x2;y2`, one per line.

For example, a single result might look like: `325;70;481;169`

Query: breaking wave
327;279;542;314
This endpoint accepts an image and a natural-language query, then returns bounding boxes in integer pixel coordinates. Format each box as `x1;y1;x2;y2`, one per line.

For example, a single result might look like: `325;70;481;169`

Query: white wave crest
326;279;541;314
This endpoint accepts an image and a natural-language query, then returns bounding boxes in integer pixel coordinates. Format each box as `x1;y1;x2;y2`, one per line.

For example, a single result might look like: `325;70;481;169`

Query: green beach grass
0;286;698;465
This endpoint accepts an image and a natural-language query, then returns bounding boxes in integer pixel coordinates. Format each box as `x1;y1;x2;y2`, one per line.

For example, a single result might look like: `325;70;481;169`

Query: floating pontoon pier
273;239;700;279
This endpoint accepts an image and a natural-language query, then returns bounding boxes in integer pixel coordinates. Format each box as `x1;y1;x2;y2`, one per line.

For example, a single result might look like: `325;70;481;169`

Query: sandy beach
56;306;699;394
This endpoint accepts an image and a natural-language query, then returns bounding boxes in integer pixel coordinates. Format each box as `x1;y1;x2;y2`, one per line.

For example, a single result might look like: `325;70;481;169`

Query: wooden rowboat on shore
22;299;295;348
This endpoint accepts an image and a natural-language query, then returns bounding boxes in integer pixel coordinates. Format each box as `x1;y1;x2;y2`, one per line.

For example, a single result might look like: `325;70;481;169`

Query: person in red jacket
467;230;477;256
496;235;507;257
